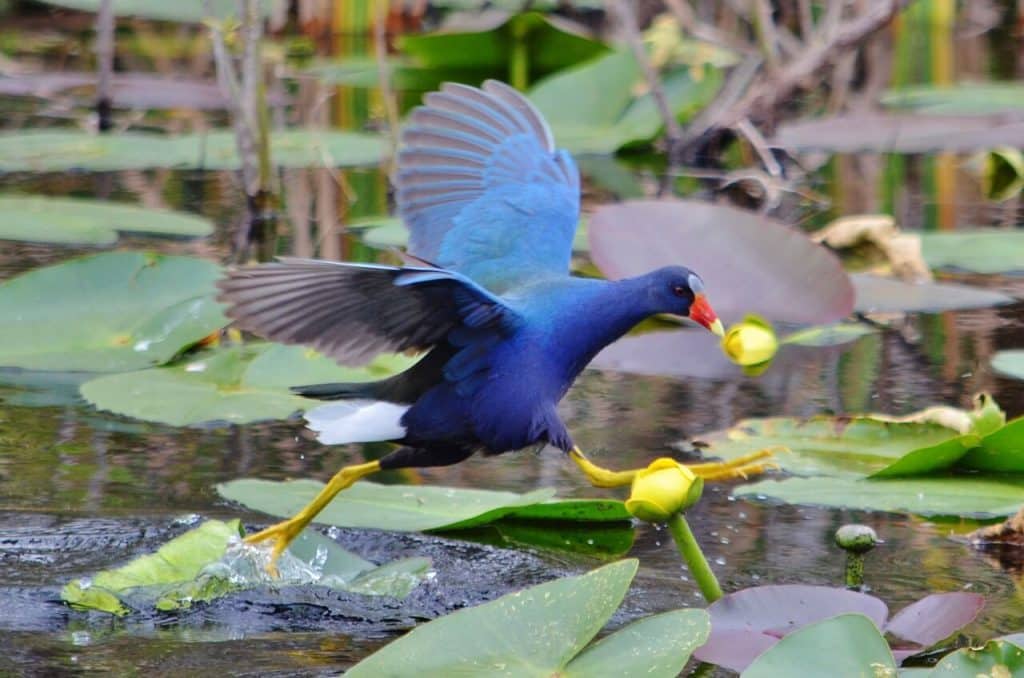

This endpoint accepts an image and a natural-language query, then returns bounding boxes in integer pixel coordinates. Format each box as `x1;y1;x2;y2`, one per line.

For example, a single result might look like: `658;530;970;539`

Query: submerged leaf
590;200;854;325
0;252;226;371
81;344;418;426
0;195;213;246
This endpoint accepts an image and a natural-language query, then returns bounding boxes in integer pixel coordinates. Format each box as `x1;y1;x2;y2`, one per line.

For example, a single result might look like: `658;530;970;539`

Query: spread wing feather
396;80;580;293
217;258;519;366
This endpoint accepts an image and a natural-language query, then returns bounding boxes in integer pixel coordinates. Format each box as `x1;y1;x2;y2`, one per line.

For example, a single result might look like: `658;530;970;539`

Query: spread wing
217;257;521;366
396;80;580;293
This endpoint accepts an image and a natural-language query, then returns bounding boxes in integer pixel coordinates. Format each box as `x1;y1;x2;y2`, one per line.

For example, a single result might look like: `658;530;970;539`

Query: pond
3;1;1024;675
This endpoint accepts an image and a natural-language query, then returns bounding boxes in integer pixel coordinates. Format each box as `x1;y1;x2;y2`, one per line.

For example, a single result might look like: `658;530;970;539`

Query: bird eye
671;284;687;297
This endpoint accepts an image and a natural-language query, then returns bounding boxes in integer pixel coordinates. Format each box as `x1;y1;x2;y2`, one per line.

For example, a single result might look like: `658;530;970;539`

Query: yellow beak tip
710;319;725;338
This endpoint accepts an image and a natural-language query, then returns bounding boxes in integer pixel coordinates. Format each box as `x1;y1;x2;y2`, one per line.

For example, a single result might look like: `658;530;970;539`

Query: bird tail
290;381;381;401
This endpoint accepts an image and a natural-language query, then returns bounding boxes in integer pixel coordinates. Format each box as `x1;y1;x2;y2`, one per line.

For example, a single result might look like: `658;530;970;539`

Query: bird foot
687;448;779;481
243;518;309;577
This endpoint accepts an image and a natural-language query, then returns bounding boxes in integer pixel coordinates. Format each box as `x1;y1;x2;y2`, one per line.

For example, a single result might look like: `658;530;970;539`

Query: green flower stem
845;553;865;590
667;513;722;604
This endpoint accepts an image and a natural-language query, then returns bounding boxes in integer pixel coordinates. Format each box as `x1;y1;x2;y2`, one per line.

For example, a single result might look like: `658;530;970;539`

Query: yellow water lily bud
721;315;778;367
625;458;703;522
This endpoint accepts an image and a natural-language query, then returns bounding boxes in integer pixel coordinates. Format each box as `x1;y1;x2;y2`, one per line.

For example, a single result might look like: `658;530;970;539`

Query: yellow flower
625;458;704;522
721;315;778;368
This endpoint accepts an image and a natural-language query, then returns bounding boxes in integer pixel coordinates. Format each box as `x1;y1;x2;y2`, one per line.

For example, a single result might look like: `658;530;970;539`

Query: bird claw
244;519;307;577
687;448;777;482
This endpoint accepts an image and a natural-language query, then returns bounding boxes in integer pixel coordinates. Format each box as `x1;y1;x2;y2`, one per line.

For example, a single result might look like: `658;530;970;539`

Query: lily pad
993;350;1024;380
851;273;1014;313
36;0;273;22
218;479;630;533
62;520;430;615
451;521;636;558
695;585;983;672
919;229;1024;274
925;640;1024;676
0;252;226;372
0;195;213;246
736;475;1024;518
529;50;721;154
80;344;418;426
882;82;1024;115
0;129;386;173
742;614;896;678
589;200;854;325
346;559;709;678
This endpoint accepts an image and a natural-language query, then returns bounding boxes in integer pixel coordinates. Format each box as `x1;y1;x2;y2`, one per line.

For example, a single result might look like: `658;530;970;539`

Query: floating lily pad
80;344;418;426
61;520;430;615
882;82;1024;115
993;351;1024;380
346;559;709;678
918;229;1024;274
529;50;721;154
452;521;636;558
851;273;1014;313
590;200;854;325
742;614;896;678
0;252;226;372
37;0;273;22
0;129;386;173
218;479;629;533
736;475;1024;518
696;415;959;477
0;195;213;246
927;640;1024;676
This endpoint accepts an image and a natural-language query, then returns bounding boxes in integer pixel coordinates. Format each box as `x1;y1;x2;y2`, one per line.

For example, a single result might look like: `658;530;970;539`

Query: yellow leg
570;446;776;488
245;460;381;575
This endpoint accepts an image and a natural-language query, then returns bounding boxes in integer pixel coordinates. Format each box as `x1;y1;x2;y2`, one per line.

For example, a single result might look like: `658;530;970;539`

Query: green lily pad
400;12;608;81
925;640;1024;676
0;130;386;173
994;350;1024;380
0;195;213;246
882;82;1024;115
696;416;961;477
736;475;1024;518
529;50;721;154
780;323;876;347
36;0;273;23
218;479;630;532
346;559;709;678
742;614;896;678
851;273;1014;313
451;521;636;558
80;344;418;426
0;252;225;372
918;229;1024;274
62;520;430;615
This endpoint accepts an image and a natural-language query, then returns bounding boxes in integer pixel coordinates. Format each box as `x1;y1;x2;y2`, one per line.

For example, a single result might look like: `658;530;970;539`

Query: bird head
648;266;725;337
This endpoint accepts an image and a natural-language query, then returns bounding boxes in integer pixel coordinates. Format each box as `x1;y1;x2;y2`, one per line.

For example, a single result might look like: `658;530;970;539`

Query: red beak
690;293;725;337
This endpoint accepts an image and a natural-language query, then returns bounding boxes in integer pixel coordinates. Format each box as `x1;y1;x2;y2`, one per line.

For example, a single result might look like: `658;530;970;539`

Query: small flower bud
721;315;778;368
625;458;703;522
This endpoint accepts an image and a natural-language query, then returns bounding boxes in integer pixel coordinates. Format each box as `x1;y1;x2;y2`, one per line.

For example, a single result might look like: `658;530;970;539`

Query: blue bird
219;80;769;567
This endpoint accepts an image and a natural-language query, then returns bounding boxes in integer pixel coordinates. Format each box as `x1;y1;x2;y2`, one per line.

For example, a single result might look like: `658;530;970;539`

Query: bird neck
555;276;660;378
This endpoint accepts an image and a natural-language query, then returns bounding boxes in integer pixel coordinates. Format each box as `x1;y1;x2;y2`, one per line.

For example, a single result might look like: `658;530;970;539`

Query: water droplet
172;513;202;527
132;339;152;352
327;526;340;540
78;577;92;590
714;556;726;566
738;511;748;520
70;631;91;646
720;537;730;545
184;361;206;372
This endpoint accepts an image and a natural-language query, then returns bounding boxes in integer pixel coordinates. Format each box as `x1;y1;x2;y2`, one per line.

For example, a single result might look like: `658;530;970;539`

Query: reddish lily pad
589;200;854;325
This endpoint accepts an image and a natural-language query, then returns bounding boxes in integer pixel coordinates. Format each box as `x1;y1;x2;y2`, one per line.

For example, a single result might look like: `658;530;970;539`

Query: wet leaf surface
0;252;225;371
589;200;854;324
0;195;213;246
924;639;1024;677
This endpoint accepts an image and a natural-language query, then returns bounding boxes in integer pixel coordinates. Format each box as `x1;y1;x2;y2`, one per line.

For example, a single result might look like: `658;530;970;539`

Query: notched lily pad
80;344;418;426
0;252;226;372
218;479;629;533
347;559;709;678
0;195;213;246
62;519;431;615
